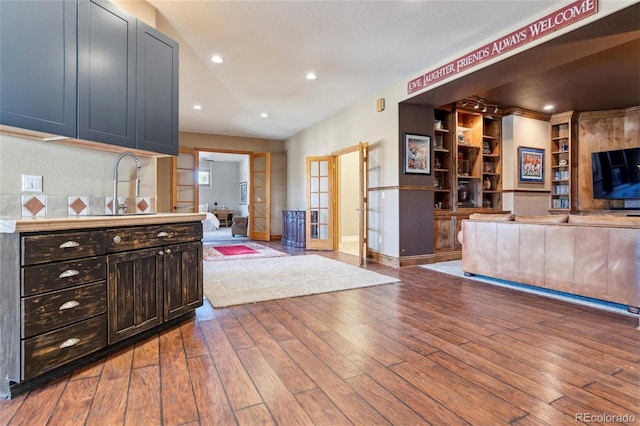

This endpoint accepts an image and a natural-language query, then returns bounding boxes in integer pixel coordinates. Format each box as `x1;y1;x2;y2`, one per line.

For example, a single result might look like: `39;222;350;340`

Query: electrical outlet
22;175;43;192
378;236;382;244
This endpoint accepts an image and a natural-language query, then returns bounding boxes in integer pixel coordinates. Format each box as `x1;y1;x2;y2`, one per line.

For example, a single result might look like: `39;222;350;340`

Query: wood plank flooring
1;244;638;425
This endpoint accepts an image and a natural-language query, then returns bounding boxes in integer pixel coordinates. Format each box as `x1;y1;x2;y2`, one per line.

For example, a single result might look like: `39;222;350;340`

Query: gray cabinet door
136;21;179;156
78;0;137;148
0;0;77;137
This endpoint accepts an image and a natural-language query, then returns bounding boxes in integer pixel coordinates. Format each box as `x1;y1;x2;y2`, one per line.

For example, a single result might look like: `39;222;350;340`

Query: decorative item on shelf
484;176;492;190
561;142;569;151
434;120;443;130
484;162;494;173
434;137;443;149
457;132;467;144
483;199;492;208
458;182;470;203
435;202;443;210
434;177;440;189
434;157;442;169
483;141;491;155
559;159;568;166
458;160;470;176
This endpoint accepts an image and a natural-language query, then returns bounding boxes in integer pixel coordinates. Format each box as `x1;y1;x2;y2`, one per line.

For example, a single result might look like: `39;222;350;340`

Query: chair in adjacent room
231;216;249;237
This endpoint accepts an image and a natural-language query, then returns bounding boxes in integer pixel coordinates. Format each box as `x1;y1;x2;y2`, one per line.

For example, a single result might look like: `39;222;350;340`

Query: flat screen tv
591;147;640;199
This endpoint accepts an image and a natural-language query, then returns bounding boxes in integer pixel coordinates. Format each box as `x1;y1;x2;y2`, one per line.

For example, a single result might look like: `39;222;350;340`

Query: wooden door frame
331;142;368;265
249;152;271;241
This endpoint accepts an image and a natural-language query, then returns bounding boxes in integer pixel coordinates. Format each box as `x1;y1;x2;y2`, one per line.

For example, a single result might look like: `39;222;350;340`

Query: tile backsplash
2;194;155;218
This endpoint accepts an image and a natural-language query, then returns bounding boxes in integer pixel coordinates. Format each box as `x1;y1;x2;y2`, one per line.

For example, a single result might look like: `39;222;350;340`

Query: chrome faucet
113;152;141;214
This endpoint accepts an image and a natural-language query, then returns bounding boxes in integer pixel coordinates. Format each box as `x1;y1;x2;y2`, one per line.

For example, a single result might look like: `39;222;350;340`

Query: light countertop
0;213;206;233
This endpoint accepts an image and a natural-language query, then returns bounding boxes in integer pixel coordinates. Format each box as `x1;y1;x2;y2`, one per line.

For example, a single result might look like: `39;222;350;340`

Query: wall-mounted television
591;147;640;199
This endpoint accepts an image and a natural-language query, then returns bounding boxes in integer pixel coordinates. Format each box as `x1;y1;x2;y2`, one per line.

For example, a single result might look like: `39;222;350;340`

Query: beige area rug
203;254;401;308
203;241;288;261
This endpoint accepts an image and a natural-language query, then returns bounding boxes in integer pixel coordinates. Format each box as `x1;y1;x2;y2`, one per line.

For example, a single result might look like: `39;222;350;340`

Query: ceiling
146;1;639;141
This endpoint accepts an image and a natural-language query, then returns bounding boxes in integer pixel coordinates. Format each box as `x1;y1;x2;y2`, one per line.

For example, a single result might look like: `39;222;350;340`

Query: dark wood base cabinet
0;220;203;398
281;210;306;248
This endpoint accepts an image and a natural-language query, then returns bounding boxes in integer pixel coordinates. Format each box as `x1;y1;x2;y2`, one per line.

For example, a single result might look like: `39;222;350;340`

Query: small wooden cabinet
106;223;203;343
282;210;306;248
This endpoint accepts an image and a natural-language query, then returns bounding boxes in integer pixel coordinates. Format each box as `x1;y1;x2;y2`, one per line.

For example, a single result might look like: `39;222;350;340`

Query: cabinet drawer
22;281;107;338
22;314;107;380
22;231;106;265
106;222;202;252
22;256;106;296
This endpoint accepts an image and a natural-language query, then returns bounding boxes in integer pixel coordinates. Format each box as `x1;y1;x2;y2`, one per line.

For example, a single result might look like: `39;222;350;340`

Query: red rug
203;242;289;261
214;245;259;256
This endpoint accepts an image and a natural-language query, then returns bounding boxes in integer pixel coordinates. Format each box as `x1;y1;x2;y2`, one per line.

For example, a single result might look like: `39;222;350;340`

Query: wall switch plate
22;175;43;192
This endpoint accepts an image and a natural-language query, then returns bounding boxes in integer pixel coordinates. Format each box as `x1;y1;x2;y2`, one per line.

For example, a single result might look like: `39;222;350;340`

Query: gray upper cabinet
1;0;179;156
78;0;137;149
0;0;78;137
136;21;179;156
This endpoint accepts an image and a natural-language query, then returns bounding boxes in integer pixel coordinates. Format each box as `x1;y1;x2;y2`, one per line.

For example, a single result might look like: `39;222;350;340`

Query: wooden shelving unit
433;102;504;261
549;111;578;212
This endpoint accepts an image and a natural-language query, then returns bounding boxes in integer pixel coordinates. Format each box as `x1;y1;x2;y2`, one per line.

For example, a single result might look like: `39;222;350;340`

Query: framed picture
518;146;544;183
239;181;247;204
198;170;210;186
403;133;431;175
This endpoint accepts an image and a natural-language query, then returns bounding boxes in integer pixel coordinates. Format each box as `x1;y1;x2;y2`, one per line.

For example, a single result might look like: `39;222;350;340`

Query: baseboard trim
366;250;435;268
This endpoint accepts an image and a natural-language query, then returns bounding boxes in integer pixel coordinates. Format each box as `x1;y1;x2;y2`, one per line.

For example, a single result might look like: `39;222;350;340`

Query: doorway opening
337;151;360;256
197;149;251;242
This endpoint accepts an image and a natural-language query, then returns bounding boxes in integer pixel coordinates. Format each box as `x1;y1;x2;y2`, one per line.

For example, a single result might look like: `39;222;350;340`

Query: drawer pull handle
59;269;80;279
113;235;122;244
59;241;80;249
59;300;80;310
59;338;80;349
157;231;169;238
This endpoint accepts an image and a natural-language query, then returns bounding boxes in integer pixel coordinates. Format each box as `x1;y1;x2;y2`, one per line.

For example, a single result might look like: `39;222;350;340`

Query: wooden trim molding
368;186;400;192
502;107;552;122
367;249;435;268
502;189;551;194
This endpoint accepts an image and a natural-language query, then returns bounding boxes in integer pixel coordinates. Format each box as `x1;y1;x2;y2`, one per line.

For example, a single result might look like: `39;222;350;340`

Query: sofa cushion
469;213;515;221
568;214;640;227
514;214;568;223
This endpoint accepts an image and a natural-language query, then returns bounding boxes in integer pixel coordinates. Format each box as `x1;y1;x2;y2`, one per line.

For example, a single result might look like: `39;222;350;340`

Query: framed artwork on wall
240;181;247;204
198;170;210;186
403;133;431;175
518;146;544;183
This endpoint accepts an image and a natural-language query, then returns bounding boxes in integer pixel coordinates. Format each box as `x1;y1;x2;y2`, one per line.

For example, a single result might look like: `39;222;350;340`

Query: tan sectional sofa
458;213;640;327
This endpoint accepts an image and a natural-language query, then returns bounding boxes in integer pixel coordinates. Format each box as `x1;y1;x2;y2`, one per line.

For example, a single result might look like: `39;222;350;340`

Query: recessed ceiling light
543;104;555;111
306;72;317;80
193;104;202;110
260;113;269;118
211;55;224;64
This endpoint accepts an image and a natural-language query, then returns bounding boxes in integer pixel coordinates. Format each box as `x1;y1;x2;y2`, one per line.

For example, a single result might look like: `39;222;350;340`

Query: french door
306;156;334;250
331;142;369;264
249;153;271;241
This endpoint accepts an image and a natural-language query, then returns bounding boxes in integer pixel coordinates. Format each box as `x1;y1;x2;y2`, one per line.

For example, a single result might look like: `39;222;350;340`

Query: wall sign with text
407;0;598;95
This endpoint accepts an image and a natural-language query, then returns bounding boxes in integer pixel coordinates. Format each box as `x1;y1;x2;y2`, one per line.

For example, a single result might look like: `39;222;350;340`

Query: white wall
0;134;156;217
285;81;406;256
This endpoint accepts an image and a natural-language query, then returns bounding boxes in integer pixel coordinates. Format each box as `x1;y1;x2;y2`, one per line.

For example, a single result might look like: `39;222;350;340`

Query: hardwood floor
1;244;638;425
